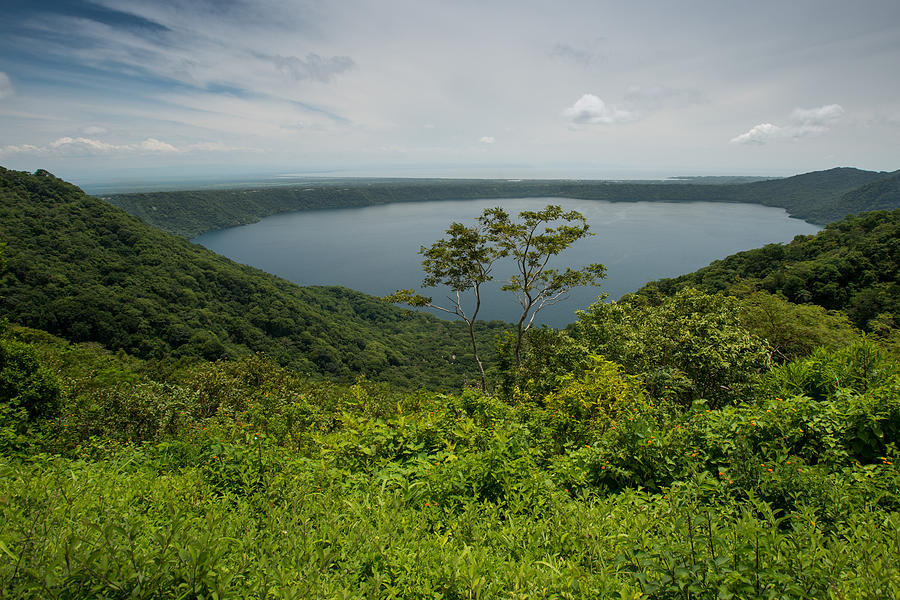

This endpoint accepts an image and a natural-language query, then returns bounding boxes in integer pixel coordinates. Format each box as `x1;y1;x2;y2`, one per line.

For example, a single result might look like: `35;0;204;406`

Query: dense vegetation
106;167;900;238
645;209;900;331
1;299;897;597
2;167;899;597
0;167;507;389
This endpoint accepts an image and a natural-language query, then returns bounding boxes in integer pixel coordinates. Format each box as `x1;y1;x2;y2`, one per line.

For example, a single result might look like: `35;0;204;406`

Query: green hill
0;167;506;389
3;168;900;598
643;209;900;329
830;171;900;216
727;167;898;224
105;167;898;238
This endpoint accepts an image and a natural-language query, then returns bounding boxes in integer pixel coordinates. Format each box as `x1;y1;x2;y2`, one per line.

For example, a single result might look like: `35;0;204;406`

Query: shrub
577;288;771;408
0;338;61;421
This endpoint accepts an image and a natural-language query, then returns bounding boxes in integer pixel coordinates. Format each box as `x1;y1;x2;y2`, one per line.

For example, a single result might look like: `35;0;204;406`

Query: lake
194;198;820;326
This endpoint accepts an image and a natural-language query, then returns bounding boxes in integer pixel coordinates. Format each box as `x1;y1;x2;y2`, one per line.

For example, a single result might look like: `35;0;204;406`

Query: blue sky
1;0;899;185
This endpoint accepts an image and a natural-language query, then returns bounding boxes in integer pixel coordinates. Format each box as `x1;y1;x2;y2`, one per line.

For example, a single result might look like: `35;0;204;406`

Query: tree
577;288;771;408
385;221;497;389
479;205;606;367
386;205;606;387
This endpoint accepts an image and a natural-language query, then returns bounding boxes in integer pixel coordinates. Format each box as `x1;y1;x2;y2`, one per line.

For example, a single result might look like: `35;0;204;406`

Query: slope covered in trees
106;167;899;238
2;164;899;596
0;167;506;389
832;171;900;215
644;209;899;330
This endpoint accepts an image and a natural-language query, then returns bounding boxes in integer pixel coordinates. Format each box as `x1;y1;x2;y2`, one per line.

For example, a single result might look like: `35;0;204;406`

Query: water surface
194;198;820;326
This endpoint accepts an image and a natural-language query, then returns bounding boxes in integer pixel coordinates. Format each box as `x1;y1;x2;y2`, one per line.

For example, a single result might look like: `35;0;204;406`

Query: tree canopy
387;204;605;386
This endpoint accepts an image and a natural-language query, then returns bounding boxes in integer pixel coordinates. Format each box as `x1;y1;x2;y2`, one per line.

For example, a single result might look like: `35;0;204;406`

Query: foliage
388;204;605;386
647;209;900;330
492;326;592;398
2;164;900;597
386;220;498;389
576;288;771;408
0;338;61;422
0;167;508;390
734;289;860;361
762;337;898;402
480;205;606;367
530;355;652;455
1;320;899;597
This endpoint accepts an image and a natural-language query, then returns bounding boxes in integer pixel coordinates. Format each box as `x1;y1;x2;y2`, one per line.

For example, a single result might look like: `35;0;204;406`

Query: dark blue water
194;198;820;326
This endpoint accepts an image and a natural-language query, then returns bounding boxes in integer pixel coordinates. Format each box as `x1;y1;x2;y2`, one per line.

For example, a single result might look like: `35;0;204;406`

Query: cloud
730;103;844;144
563;94;638;125
49;137;120;153
272;53;355;82
82;126;108;135
0;136;249;157
789;104;844;128
479;136;495;144
0;72;13;99
729;123;782;145
135;138;180;152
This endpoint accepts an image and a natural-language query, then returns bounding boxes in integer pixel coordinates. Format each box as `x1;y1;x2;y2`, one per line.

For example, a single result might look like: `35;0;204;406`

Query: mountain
0;167;507;389
643;209;900;329
829;171;900;216
727;167;895;224
104;167;899;238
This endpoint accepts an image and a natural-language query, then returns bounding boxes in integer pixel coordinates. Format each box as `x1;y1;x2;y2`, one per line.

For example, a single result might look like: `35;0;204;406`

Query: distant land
81;173;775;196
105;167;900;238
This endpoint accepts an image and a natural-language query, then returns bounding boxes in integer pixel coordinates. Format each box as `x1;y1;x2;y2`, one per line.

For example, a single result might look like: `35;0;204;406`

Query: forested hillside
2;166;899;597
0;167;506;389
832;171;900;215
645;209;899;330
106;167;899;238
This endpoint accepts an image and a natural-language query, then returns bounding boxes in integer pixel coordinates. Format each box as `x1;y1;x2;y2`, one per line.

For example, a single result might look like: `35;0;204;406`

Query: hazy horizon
1;1;898;182
76;166;780;195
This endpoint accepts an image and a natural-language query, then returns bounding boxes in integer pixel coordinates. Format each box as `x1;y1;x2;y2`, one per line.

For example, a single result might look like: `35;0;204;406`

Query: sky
1;0;899;186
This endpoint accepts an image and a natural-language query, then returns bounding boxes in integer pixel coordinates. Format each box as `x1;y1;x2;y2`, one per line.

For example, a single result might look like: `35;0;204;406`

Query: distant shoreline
101;167;895;238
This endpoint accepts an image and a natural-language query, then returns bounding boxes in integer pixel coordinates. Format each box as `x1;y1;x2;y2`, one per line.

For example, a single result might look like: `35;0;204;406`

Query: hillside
3;167;900;597
105;167;898;238
3;279;898;597
727;167;899;224
644;209;900;329
831;171;900;216
0;167;507;389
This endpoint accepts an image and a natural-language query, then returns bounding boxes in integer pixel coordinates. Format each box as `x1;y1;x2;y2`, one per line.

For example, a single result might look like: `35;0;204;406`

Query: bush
64;382;196;444
577;288;771;407
0;338;61;421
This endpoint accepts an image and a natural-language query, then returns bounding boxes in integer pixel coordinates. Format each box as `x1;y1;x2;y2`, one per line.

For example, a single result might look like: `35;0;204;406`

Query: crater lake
194;198;821;327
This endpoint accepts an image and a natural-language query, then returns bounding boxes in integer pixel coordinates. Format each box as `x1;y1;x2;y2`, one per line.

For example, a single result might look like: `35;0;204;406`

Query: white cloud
729;123;782;145
563;94;638;125
479;136;495;144
790;104;844;126
49;137;119;152
135;138;180;152
0;72;13;99
0;136;248;157
731;104;844;144
81;126;108;135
